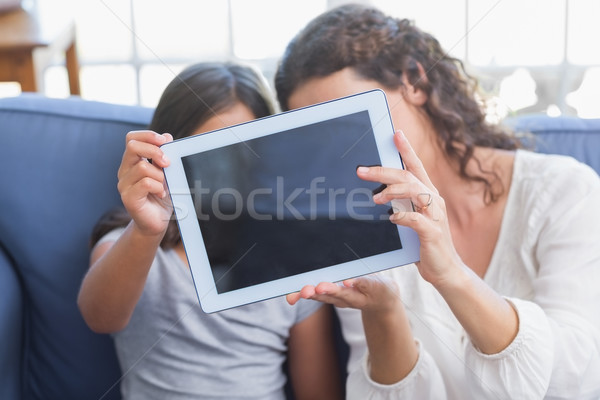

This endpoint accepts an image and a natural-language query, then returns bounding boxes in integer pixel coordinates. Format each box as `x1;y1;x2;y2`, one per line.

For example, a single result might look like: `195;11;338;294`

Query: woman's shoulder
515;150;598;182
514;150;599;194
510;150;600;221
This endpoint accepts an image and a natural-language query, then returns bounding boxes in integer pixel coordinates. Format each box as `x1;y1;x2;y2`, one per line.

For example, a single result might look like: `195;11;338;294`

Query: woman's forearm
77;221;164;333
435;265;518;354
362;303;419;384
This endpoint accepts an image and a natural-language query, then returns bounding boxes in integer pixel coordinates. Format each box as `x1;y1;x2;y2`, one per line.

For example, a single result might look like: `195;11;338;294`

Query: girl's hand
357;130;464;289
117;130;174;237
286;276;401;315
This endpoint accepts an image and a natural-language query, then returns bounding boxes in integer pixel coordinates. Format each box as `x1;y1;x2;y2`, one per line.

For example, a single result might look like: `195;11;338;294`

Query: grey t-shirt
98;229;322;400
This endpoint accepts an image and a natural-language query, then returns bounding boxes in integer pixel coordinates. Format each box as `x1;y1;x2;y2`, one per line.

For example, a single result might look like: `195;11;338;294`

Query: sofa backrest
506;114;600;175
0;94;153;400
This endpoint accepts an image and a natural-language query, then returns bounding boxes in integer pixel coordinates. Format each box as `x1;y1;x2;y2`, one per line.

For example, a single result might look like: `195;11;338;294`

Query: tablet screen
181;110;402;294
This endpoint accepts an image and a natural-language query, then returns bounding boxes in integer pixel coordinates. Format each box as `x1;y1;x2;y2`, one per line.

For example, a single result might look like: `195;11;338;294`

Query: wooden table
0;7;80;94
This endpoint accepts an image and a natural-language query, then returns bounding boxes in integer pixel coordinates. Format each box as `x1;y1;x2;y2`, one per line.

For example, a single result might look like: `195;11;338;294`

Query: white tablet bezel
161;89;420;313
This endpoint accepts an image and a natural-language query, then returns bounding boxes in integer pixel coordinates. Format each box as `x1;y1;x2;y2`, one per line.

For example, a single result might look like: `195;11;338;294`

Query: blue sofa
0;94;598;400
0;95;153;400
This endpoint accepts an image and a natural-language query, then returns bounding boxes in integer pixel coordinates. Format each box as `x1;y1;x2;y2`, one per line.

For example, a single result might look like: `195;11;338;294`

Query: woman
77;62;342;400
278;5;600;399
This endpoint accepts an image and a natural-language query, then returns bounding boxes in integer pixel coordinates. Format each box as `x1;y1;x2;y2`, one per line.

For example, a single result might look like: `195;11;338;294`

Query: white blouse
338;150;600;399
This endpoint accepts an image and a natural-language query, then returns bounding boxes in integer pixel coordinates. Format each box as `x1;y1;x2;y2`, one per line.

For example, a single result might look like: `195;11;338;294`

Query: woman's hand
117;130;173;237
287;276;419;386
357;130;464;289
357;131;520;355
286;276;401;315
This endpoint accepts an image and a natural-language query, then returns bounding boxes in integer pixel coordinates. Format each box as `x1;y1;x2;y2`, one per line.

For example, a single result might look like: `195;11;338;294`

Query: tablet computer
161;89;420;313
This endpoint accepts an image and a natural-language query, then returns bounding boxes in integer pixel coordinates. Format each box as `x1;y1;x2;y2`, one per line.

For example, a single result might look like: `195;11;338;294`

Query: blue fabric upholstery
506;114;600;175
0;247;22;400
0;94;153;400
0;94;597;400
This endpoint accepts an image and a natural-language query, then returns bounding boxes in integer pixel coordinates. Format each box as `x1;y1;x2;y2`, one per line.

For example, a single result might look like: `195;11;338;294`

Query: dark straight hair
90;62;275;249
149;62;275;140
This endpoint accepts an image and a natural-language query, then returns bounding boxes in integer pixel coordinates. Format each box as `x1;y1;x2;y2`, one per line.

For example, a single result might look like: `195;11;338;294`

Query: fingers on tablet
123;131;170;168
125;130;167;145
162;133;174;143
356;165;406;185
393;131;435;190
286;292;302;306
118;157;164;192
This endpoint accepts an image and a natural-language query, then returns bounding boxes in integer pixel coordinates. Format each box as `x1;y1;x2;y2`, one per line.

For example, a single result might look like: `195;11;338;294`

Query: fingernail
357;166;370;174
162;154;169;164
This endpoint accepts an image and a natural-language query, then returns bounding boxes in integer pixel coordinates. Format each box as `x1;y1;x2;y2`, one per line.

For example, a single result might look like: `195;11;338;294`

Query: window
373;0;600;119
2;0;599;118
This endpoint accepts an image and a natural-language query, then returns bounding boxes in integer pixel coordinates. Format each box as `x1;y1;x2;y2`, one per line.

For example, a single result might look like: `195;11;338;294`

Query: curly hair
275;4;521;203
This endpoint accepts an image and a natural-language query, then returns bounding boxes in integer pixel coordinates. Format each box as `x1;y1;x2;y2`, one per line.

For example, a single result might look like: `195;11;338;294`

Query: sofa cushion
0;94;153;399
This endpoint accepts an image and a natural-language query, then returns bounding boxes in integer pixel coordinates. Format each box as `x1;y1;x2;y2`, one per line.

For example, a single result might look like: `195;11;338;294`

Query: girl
78;62;342;400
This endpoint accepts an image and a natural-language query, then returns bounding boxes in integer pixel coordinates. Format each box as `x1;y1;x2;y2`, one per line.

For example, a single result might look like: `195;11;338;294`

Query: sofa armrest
0;94;153;399
0;246;22;400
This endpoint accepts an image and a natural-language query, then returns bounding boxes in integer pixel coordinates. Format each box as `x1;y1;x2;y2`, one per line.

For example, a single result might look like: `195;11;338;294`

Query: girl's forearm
77;221;164;332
